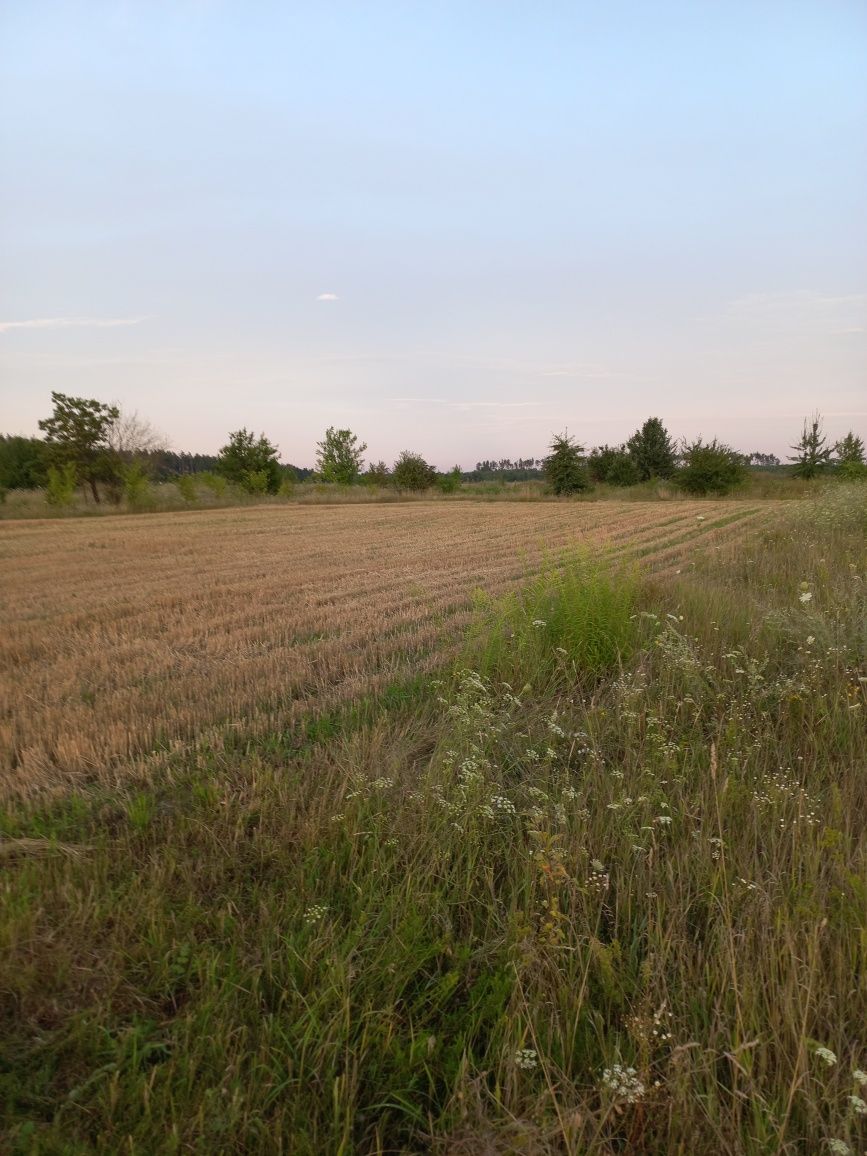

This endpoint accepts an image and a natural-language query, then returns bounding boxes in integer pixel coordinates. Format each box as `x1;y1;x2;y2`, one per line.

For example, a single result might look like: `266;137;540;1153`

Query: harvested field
0;500;771;797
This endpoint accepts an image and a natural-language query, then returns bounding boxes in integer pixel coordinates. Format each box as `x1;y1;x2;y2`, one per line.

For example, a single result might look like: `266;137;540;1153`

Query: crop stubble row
0;501;770;797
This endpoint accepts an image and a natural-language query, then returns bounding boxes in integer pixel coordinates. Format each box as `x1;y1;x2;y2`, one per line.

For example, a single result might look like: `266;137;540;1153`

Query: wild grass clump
464;560;638;689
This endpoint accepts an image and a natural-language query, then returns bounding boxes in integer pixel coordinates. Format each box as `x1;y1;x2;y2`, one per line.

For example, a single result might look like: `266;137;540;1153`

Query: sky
1;1;865;469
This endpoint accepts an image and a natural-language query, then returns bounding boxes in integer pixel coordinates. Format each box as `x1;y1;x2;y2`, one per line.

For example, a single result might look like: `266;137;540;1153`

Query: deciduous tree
316;427;367;484
38;392;120;502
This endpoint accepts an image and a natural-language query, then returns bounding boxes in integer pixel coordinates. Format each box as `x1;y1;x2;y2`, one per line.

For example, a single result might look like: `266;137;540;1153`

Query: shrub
122;462;152;510
44;463;77;507
175;475;197;503
437;466;462;494
605;450;640;487
392;451;436;492
244;470;269;495
200;472;227;497
364;461;391;486
675;438;747;495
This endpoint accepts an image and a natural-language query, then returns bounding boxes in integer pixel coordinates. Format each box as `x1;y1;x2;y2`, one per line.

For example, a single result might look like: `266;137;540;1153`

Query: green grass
1;487;865;1154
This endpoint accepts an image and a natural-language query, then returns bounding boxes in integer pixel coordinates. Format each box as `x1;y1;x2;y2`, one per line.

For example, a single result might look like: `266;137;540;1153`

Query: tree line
1;393;864;505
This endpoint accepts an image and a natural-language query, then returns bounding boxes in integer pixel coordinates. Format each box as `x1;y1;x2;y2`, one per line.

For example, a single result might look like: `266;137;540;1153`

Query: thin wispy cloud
0;316;148;334
725;292;867;336
316;293;339;302
388;398;541;409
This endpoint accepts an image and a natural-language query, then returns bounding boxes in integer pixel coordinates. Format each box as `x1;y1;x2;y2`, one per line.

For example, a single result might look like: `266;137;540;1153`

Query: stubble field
0;500;767;800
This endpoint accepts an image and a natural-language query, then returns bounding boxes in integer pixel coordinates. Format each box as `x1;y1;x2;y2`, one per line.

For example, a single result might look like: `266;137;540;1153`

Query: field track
1;500;777;798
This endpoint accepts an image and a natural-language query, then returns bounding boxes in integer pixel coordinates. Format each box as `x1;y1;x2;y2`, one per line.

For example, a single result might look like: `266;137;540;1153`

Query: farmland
1;500;766;799
1;489;865;1155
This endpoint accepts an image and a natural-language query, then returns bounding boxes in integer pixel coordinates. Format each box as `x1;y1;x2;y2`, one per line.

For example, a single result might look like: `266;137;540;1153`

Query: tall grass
463;559;638;689
1;487;864;1153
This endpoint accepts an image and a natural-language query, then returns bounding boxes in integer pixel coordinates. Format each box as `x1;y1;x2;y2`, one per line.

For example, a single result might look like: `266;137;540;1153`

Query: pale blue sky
1;0;865;467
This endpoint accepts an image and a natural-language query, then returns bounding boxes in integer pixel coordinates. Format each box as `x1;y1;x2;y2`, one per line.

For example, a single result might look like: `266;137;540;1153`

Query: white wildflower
601;1064;645;1103
303;904;329;925
827;1141;851;1156
853;1069;867;1086
799;591;813;604
848;1094;867;1116
514;1048;538;1070
814;1046;838;1067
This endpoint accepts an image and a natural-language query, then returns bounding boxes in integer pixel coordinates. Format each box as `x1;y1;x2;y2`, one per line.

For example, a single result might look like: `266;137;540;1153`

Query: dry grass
1;501;770;799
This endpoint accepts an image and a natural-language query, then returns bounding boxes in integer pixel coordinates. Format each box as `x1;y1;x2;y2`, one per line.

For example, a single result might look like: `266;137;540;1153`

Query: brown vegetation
1;500;769;798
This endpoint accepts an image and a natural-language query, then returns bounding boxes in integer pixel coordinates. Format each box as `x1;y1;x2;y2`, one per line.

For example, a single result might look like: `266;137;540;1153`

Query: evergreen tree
789;413;832;479
835;431;866;479
216;429;282;493
543;432;590;494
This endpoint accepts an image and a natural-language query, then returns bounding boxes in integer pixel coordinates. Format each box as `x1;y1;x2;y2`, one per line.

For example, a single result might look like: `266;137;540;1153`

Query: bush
44;463;77;507
437;466;462;494
605;451;640;487
244;470;269;495
200;472;227;497
392;451;436;492
675;438;746;495
364;461;390;486
122;462;152;510
175;475;198;503
838;459;867;481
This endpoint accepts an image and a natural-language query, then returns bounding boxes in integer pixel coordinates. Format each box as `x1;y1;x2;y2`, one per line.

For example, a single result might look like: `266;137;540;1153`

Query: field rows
0;501;771;798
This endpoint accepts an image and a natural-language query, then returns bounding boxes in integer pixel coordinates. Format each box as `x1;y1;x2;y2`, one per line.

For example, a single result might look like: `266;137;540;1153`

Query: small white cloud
0;316;147;334
316;292;339;302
